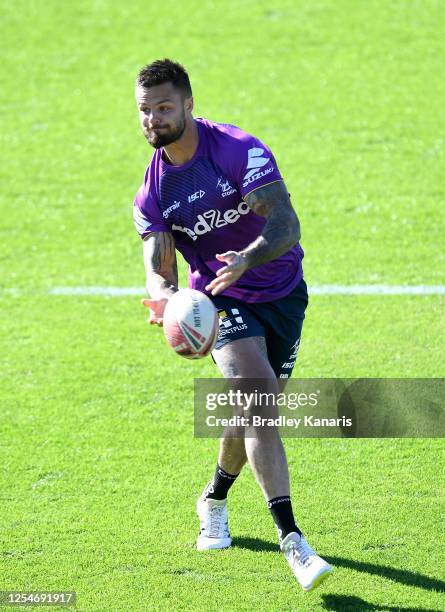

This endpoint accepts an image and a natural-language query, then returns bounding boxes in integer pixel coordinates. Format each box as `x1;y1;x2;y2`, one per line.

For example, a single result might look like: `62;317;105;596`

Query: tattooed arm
143;231;178;298
205;181;300;296
241;180;300;267
141;232;178;326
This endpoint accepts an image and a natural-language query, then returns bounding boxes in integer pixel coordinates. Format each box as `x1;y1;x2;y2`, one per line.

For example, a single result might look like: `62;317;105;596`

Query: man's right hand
141;298;168;327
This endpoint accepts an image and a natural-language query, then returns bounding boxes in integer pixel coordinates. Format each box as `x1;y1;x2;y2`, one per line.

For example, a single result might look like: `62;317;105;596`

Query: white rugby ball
163;289;219;359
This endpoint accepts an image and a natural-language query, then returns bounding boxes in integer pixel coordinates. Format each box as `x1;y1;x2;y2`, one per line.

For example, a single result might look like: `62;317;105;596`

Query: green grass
1;0;444;610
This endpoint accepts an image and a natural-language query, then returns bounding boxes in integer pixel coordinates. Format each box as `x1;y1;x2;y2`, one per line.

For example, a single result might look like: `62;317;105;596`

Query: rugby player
133;59;332;591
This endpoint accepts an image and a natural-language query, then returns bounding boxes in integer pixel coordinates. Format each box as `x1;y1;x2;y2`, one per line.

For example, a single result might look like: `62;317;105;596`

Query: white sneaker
281;532;332;591
196;486;232;550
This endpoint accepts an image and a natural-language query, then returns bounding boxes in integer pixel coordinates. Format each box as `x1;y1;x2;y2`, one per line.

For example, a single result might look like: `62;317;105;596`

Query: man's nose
144;111;160;128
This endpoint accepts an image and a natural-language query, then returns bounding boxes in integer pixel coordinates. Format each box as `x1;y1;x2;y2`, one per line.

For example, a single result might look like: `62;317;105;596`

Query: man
133;58;332;591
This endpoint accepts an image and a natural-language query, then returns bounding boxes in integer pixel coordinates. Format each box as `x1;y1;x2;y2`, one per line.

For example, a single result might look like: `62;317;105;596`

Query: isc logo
188;190;206;203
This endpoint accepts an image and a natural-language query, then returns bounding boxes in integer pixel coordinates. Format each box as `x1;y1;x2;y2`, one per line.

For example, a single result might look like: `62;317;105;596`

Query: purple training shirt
133;118;304;302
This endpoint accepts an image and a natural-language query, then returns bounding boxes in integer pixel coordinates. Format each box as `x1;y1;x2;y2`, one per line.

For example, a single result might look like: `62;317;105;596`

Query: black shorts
210;278;309;379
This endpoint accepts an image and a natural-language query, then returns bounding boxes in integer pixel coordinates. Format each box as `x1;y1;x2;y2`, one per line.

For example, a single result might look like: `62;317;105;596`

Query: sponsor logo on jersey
163;200;181;219
216;177;236;198
188;190;206;203
242;147;274;188
171;200;250;241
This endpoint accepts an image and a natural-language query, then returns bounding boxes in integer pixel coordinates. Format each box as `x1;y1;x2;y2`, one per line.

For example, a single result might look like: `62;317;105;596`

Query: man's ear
185;96;194;113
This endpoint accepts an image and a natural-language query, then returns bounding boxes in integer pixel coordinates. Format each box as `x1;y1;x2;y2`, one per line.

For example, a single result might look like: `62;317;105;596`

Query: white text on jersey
242;147;274;188
171;201;250;241
163;200;181;218
188;190;206;203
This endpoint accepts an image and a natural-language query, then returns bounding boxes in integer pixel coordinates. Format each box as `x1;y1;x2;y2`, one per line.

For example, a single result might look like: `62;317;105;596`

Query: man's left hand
205;251;248;296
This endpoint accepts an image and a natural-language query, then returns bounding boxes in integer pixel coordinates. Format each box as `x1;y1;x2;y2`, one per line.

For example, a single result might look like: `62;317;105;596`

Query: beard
147;114;186;149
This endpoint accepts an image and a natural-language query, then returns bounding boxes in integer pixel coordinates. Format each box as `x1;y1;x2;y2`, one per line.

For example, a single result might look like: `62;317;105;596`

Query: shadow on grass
326;555;445;593
231;539;445;595
321;594;442;612
231;536;279;552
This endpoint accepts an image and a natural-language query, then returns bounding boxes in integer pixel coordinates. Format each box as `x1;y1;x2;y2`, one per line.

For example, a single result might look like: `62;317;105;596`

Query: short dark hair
136;59;192;97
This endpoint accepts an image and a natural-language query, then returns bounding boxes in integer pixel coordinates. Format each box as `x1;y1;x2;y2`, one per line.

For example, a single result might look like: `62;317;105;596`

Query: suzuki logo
242;147;274;188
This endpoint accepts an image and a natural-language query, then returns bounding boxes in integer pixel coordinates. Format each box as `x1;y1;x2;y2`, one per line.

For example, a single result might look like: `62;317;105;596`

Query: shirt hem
195;268;304;304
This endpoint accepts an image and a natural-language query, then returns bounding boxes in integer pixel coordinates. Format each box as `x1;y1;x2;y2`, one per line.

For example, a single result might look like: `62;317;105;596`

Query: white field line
38;285;445;296
309;285;445;295
1;285;444;297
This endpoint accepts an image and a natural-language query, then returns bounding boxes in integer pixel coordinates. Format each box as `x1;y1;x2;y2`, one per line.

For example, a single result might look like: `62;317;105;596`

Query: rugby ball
163;289;219;359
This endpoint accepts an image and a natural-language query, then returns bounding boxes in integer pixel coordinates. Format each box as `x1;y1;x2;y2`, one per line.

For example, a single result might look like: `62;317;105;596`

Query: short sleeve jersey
133;118;304;303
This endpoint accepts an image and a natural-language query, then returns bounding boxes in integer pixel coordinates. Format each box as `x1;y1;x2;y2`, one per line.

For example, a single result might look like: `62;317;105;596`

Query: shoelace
288;541;314;568
208;506;225;538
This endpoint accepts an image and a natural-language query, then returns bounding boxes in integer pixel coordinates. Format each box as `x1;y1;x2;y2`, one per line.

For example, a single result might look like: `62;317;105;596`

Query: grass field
1;0;444;610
